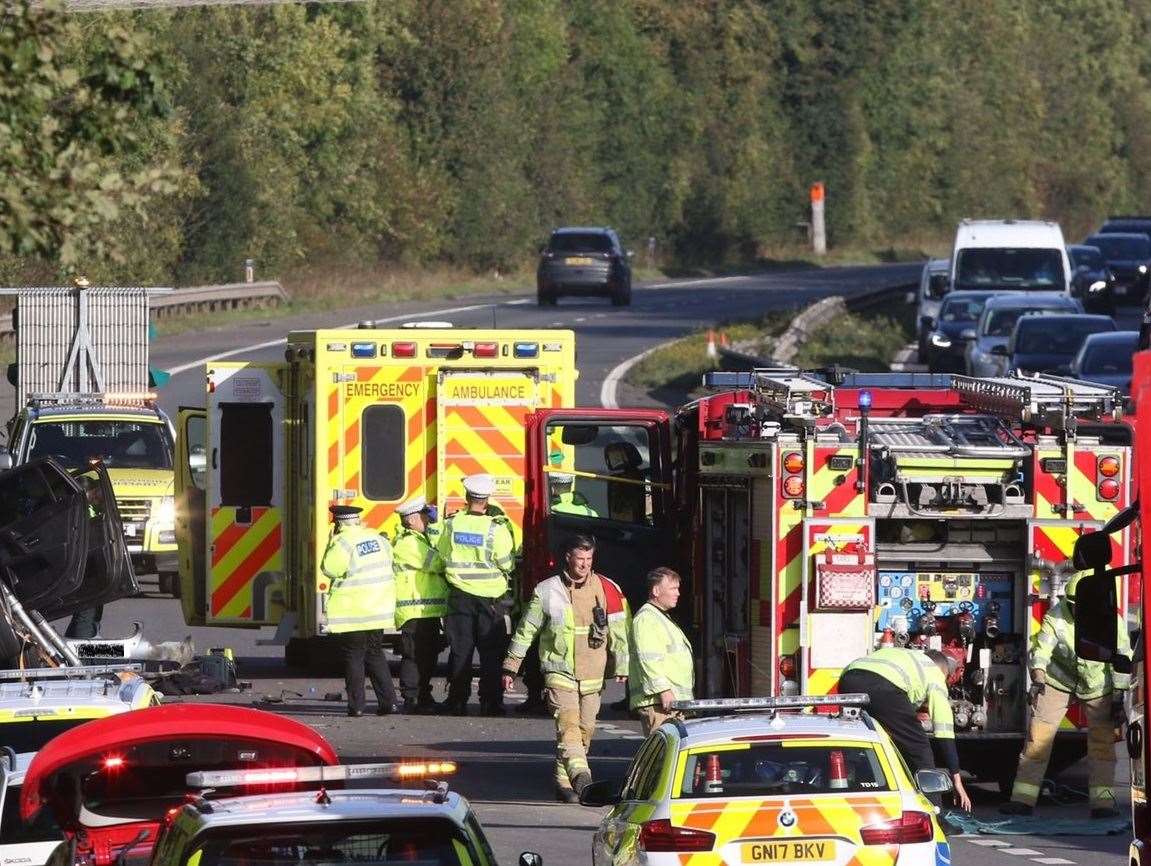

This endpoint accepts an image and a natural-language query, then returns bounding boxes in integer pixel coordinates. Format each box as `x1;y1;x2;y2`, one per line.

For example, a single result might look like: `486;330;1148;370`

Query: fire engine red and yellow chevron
810;446;866;517
1034;447;1126;523
210;506;282;619
669;793;905;866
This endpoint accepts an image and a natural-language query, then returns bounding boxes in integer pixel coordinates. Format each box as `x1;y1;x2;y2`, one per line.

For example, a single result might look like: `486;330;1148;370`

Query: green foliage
4;1;1151;284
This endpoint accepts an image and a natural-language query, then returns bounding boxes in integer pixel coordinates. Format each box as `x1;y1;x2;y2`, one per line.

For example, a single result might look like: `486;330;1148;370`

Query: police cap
462;474;495;499
329;504;362;522
550;472;575;485
396;496;428;517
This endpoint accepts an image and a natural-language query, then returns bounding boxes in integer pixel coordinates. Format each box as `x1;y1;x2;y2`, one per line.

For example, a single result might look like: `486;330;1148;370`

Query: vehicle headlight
153;496;175;525
1140;265;1148;274
1090;280;1107;292
930;333;952;348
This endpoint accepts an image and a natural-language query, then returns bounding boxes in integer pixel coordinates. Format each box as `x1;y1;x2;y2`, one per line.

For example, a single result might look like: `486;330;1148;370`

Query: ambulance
174;327;576;664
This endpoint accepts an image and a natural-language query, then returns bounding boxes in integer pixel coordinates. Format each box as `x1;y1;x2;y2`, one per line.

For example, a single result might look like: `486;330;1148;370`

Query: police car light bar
0;663;143;681
671;694;870;713
186;761;458;789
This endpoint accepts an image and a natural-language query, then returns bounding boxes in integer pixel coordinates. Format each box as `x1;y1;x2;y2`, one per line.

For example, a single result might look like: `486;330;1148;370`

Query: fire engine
523;370;1133;791
174;327;576;665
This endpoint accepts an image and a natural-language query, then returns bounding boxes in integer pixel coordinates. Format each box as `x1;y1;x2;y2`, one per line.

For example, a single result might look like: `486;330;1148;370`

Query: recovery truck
173;326;575;665
0;284;181;597
523;369;1134;791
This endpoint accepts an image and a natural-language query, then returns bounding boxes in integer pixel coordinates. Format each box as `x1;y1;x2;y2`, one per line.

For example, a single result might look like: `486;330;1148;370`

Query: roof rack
950;374;1122;429
0;663;142;681
671;693;869;719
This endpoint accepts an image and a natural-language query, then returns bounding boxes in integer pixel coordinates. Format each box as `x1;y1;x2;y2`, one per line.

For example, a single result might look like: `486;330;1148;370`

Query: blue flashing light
514;342;539;358
858;389;873;410
351;342;377;359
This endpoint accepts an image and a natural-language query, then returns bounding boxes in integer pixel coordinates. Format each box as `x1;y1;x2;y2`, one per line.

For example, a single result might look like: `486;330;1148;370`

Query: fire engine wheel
158;572;181;598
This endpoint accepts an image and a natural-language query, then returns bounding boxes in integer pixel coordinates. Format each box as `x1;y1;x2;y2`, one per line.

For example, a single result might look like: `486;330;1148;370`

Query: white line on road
967;840;1012;847
999;849;1044;857
599;339;681;409
164;299;531;375
1029;859;1074;865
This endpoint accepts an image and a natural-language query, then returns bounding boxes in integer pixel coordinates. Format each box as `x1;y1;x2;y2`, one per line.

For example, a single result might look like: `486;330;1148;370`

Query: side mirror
1074;569;1123;665
990;344;1009;356
919;316;935;329
578;777;624;807
519;854;543;866
0;450;11;472
915;769;953;795
959;329;977;341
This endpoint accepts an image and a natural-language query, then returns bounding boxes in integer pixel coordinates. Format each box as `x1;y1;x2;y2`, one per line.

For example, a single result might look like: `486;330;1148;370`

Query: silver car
965;293;1083;377
915;258;951;358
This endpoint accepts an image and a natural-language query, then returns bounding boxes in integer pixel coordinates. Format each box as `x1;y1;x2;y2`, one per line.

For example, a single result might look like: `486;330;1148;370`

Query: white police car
149;763;543;866
580;695;952;866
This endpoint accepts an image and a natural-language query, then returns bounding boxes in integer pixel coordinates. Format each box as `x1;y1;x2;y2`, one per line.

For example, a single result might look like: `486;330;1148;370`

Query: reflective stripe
396;598;446;607
328;612;392;626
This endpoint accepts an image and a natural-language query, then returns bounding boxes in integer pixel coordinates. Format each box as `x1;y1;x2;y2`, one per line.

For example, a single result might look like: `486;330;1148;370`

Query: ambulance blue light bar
186;761;458;789
671;693;870;713
513;342;539;358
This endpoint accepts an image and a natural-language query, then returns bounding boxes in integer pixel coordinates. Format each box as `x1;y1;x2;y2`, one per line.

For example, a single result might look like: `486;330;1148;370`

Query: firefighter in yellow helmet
321;505;397;717
1002;571;1130;817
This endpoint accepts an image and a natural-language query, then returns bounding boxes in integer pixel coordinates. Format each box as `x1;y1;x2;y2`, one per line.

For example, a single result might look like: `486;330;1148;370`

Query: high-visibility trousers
546;684;601;791
1011;687;1116;808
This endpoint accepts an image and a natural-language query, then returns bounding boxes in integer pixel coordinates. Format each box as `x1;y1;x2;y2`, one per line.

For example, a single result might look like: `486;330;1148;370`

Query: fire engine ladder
950;374;1123;433
746;369;835;418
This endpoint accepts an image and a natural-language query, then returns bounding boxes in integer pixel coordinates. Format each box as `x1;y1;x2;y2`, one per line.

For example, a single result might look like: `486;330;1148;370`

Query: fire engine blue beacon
858;389;873;411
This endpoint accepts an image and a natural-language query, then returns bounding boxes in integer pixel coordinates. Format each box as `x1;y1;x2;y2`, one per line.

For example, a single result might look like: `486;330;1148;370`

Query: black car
537;227;632;306
1067;244;1116;314
1006;313;1116;376
922;290;999;373
1098;215;1151;236
1083;232;1151;303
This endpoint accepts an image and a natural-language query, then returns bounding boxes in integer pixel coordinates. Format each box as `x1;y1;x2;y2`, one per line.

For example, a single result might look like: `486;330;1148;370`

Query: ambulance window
219;404;273;506
362;405;405;501
185;415;208;490
545;423;656;525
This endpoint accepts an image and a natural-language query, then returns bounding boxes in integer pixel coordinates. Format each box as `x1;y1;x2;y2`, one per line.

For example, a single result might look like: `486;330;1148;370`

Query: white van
950;219;1071;296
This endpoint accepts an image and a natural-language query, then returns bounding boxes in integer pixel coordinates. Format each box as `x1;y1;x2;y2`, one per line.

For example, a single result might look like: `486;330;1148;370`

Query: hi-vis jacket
629;602;694;709
505;572;630;693
844;647;956;740
551;491;598;517
392;528;447;626
436;511;516;598
320;525;395;633
1032;599;1131;699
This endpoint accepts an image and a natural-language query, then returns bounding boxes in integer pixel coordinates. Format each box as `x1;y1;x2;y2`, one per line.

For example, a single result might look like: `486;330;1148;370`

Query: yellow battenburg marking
210;507;282;619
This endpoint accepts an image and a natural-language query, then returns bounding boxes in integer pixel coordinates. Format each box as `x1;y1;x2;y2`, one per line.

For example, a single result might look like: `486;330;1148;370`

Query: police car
149;763;544;866
580;695;951;866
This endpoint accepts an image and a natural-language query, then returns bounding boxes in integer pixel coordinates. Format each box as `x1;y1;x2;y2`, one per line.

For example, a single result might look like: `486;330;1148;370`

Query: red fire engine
525;370;1133;790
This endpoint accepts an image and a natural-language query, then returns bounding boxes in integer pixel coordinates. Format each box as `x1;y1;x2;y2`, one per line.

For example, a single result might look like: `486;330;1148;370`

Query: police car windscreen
677;744;892;799
196;819;473;866
1;779;61;844
29;422;172;471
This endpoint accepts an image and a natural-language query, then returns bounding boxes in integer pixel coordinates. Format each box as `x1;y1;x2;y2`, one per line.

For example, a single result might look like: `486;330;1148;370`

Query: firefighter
320;505;398;717
549;472;598;516
392;496;447;715
438;474;517;717
629;567;693;735
1002;572;1130;817
501;534;630;803
839;647;972;811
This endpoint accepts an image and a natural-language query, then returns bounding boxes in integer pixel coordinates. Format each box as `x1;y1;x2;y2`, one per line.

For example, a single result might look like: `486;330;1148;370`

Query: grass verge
792;301;917;372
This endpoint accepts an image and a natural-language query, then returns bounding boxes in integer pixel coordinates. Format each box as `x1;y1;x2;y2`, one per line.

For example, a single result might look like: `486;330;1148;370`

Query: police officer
839;647;972;811
1002;573;1130;817
502;535;630;802
393;496;448;715
629;567;693;735
438;474;517;716
549;473;598;516
320;505;398;717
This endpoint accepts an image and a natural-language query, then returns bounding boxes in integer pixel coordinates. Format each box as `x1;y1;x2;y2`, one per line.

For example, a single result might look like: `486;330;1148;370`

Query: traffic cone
828;750;848;790
704;754;724;793
706;329;718;359
720;332;730;348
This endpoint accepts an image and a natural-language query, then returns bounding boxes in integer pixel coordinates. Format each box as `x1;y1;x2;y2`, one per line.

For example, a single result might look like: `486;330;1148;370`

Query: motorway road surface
20;262;1130;865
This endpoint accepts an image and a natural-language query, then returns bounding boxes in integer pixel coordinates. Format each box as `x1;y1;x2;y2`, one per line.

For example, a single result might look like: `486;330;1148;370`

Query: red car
20;704;338;866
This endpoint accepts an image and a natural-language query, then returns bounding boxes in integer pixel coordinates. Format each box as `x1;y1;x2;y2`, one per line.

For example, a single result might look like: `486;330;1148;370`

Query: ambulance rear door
204;363;287;626
174;406;207;625
436;369;542;537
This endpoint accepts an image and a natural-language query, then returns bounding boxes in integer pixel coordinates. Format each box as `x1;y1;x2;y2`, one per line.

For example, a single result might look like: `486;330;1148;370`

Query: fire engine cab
526;370;1132;790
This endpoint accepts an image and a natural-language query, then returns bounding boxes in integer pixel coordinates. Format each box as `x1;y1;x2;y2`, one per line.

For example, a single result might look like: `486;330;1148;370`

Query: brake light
638;819;716;853
778;654;797;680
1098;456;1120;478
103;755;125;770
391;342;417;358
472;342;498;358
859;811;934;845
783;476;805;498
1098;478;1120;500
783;452;805;473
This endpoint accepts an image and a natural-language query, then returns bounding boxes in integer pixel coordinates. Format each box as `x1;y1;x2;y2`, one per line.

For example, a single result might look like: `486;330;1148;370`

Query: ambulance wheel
158;572;181;598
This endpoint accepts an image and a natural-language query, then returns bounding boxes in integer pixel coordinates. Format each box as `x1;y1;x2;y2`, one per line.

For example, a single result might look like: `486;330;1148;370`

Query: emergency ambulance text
345;382;422;400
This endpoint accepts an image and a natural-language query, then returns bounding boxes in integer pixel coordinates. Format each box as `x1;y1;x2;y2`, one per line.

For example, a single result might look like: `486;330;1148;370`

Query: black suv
537;227;632;306
1083;232;1151;304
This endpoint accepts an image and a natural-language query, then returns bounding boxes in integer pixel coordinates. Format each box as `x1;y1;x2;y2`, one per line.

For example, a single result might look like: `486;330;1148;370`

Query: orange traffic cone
706;329;718;359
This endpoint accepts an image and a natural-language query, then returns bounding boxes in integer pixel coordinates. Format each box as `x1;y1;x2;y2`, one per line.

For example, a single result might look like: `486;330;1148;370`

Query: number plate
742;840;837;862
564;256;593;265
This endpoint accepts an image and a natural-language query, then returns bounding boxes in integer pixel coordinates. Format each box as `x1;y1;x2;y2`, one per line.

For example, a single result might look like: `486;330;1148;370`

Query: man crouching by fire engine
502;535;630;803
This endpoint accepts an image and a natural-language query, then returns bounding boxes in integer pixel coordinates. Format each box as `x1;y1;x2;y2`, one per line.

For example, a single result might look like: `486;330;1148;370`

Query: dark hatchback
923;290;998;373
1083;232;1151;303
1067;244;1116;314
1006;313;1116;376
537;227;632;306
1070;330;1139;395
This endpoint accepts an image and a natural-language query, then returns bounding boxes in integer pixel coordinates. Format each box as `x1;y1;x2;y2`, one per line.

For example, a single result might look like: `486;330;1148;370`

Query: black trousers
839;669;937;773
444;590;510;706
339;629;396;713
399;618;441;702
522;641;544;699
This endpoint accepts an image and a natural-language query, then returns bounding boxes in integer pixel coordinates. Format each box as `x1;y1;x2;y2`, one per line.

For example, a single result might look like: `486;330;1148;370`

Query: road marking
164;299;531;375
1029;859;1074;865
999;849;1044;856
595;722;644;740
574;317;587;322
599;337;683;408
967;840;1011;847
